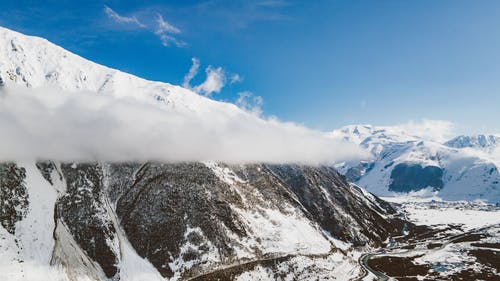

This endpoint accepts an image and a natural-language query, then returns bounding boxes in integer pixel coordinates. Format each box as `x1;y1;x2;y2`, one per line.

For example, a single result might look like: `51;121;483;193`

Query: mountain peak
444;134;500;149
0;25;235;116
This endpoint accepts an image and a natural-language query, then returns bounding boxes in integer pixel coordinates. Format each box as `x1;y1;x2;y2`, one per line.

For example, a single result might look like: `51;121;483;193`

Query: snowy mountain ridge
0;26;246;118
0;26;410;281
0;26;366;164
444;134;500;150
334;124;500;203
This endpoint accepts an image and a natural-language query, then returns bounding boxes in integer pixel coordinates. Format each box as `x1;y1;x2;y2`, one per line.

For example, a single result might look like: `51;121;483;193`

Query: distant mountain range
334;124;500;203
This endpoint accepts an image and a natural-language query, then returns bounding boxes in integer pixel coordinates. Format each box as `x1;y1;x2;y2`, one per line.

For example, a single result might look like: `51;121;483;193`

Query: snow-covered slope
444;134;500;150
0;26;246;118
0;26;411;280
0;26;365;164
0;161;407;281
334;125;500;203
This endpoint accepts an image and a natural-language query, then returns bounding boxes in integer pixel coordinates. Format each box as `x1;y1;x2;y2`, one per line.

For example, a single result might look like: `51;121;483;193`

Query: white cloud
104;6;185;47
0;85;366;164
104;6;145;28
236;91;263;116
156;14;181;34
156;33;186;47
193;66;226;96
230;74;243;84
395;119;455;142
154;14;185;47
183;58;226;96
492;146;500;165
183;58;200;88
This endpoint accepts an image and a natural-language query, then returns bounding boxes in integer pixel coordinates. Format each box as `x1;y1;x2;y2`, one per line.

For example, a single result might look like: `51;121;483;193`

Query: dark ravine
1;161;411;280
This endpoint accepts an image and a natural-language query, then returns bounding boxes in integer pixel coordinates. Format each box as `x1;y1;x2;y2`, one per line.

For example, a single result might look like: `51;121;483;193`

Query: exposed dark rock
114;163;406;277
265;164;402;246
56;163;118;278
389;163;443;192
116;163;247;277
0;163;28;234
0;161;408;279
103;163;142;204
368;255;434;277
471;242;500;249
36;161;62;185
469;249;500;271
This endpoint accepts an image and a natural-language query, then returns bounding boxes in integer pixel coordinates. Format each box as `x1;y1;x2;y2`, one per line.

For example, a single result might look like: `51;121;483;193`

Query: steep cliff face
0;161;407;280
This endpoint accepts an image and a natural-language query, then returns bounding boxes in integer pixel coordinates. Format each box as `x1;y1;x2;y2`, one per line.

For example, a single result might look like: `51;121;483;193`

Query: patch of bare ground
399;224;460;244
188;255;293;281
469;249;500;271
452;233;489;243
450;268;500;281
367;256;436;279
426;243;442;249
471;242;500;249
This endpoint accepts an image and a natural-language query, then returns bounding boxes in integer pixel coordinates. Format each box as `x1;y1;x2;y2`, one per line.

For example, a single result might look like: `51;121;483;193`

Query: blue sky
1;0;499;133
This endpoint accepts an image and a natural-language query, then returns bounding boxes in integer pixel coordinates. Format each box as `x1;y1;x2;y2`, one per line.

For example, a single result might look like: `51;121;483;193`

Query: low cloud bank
389;119;455;143
0;86;366;164
493;146;500;165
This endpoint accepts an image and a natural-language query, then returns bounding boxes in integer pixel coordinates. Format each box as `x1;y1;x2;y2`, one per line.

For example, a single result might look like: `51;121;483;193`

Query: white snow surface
0;162;65;281
333;123;500;203
0;159;368;281
383;197;500;230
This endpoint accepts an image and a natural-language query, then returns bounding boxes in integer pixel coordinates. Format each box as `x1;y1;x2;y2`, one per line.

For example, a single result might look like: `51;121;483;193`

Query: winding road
354;223;500;281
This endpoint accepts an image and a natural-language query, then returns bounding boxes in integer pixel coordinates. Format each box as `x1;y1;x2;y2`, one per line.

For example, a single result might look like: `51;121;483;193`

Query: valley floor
360;199;500;281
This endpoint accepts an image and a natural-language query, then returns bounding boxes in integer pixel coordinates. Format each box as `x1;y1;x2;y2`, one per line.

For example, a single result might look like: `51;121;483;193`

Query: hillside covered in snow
0;26;362;164
333;124;500;203
0;26;410;280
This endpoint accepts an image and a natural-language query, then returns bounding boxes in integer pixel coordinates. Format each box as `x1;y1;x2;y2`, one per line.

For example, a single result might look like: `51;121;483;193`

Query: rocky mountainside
333;125;500;203
0;161;407;280
0;27;411;280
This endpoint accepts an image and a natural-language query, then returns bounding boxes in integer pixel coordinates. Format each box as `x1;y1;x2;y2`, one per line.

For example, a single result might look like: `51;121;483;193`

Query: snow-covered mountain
0;26;244;117
0;27;412;280
444;134;500;150
334;124;500;203
2;161;410;281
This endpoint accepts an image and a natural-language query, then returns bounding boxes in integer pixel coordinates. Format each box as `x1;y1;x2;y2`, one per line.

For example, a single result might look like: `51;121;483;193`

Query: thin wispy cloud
230;73;243;84
104;6;145;28
104;6;185;48
183;58;200;88
154;15;185;47
156;14;181;34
